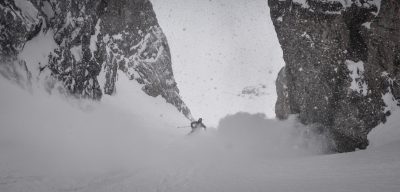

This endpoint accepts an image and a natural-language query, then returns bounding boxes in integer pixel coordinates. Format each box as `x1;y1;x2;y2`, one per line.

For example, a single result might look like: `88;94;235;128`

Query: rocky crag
269;0;400;152
0;0;192;119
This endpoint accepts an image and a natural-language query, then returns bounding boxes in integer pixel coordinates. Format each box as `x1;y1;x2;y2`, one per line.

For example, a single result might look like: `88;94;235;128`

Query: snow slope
1;77;400;192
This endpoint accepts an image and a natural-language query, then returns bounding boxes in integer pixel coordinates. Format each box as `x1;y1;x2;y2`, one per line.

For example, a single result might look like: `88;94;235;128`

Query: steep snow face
1;79;400;191
18;28;57;79
151;0;285;126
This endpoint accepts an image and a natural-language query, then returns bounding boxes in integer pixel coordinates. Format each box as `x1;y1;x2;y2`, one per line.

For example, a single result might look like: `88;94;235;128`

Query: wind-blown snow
151;0;285;126
1;0;398;190
1;77;400;191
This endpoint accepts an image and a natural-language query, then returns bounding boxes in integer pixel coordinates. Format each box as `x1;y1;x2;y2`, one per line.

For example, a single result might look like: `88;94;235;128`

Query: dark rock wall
269;0;400;152
0;0;192;119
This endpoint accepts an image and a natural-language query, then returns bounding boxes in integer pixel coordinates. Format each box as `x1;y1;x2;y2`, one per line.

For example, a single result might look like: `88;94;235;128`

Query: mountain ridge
0;0;193;120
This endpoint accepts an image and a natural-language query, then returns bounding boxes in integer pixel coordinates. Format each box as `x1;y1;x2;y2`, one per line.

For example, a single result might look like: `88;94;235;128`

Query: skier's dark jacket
191;118;206;129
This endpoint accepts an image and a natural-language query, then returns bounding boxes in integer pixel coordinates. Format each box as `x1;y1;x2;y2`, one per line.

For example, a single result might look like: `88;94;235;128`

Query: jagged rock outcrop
269;0;400;152
0;0;192;119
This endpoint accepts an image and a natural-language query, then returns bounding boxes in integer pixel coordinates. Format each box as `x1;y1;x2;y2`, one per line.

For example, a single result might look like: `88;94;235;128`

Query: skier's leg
187;128;195;135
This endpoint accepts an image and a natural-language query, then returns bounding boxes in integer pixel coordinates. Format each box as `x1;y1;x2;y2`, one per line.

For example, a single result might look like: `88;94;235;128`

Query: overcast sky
151;0;284;126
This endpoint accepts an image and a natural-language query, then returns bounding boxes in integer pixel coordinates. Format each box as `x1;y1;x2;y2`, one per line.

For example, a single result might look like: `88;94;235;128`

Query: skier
188;118;207;135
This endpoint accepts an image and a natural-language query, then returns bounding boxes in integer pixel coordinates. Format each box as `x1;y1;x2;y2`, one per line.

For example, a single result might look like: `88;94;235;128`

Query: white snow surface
41;1;54;19
89;19;101;57
369;106;400;149
368;0;382;16
292;0;382;15
112;33;123;40
14;0;39;25
362;22;372;29
18;27;58;83
1;77;400;192
346;60;368;96
293;0;310;8
382;92;398;113
70;45;83;62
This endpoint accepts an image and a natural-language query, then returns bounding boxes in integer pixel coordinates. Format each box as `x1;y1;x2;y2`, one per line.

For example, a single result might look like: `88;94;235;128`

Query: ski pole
222;91;240;97
177;126;191;128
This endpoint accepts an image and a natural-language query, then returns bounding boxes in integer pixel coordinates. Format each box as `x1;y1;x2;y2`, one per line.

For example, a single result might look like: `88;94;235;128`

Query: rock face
0;0;192;119
269;0;400;152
